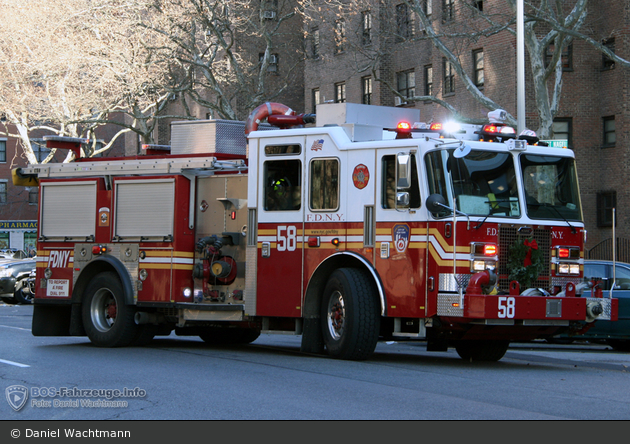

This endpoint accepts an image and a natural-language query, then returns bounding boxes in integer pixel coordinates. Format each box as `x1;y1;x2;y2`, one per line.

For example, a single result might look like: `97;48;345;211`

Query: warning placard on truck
46;279;69;297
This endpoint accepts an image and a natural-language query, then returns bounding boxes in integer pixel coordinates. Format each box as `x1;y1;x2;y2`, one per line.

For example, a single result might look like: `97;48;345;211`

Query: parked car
555;260;630;351
0;258;36;305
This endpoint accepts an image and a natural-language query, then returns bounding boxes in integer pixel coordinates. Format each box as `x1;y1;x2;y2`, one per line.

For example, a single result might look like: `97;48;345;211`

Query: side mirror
396;152;411;189
396;192;410;208
426;193;448;216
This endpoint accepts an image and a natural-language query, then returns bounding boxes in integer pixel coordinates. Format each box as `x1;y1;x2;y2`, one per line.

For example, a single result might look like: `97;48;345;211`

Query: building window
362;76;372;105
602;38;615;70
335;82;346;103
362;10;372;45
396;3;412;42
424;0;433;16
0;140;6;163
335;19;345;53
443;0;454;22
597;191;617;227
29;188;38;205
0;181;7;204
552;118;572;148
259;53;279;73
30;139;51;162
261;0;278;20
603;116;616;147
545;42;573;71
424;65;433;96
473;49;484;88
397;70;415;102
443;58;455;94
311;28;320;59
473;1;483;12
312;88;320;114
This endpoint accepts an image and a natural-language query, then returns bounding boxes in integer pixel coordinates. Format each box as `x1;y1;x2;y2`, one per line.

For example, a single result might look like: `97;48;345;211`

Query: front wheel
82;272;138;347
455;340;510;362
320;268;380;360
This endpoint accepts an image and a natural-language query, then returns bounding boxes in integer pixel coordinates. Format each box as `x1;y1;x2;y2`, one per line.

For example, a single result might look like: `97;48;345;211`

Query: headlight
557;263;580;275
0;268;12;278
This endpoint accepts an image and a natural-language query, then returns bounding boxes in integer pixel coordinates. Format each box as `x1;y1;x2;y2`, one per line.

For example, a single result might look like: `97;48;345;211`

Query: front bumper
437;293;618;323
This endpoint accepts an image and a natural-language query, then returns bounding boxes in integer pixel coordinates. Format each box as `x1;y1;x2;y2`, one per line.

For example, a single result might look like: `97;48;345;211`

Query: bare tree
302;0;630;138
142;0;305;121
0;0;182;163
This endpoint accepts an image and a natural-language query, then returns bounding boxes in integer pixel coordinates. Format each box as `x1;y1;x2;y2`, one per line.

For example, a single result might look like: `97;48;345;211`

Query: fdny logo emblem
393;224;410;253
352;164;370;189
311;139;324;151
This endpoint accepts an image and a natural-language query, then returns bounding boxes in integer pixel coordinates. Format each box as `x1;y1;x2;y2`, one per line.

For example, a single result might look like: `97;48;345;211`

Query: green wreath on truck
507;237;545;290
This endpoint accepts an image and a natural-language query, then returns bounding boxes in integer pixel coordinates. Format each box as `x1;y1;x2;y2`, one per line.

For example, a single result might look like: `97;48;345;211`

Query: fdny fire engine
12;102;617;361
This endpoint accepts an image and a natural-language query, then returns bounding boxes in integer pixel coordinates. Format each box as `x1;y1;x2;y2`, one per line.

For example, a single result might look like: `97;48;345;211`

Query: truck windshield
425;149;520;217
520;154;583;222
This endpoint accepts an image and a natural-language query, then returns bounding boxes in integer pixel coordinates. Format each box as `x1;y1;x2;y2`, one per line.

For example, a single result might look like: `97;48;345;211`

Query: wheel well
72;257;134;306
303;253;386;319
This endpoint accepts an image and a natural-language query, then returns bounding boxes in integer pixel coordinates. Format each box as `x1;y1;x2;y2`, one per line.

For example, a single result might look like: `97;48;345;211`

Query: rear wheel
82;272;138;347
320;268;380;360
455;340;510;362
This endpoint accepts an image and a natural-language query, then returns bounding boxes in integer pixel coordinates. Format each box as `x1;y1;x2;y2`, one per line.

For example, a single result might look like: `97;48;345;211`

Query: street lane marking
0;324;30;331
0;358;30;368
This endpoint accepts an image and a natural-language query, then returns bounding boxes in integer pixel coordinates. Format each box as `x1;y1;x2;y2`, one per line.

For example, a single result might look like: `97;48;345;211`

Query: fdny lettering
552;231;564;239
486;227;498;236
306;213;344;222
47;250;71;268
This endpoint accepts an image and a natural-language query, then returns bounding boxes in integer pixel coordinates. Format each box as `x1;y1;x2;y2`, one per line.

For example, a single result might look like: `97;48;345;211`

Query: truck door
256;138;305;317
374;150;426;318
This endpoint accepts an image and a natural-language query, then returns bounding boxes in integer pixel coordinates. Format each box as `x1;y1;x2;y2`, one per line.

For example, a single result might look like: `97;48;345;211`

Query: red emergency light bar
476;123;517;142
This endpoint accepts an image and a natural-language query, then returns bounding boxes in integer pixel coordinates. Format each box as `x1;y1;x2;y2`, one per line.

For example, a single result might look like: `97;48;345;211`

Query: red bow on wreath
523;239;538;267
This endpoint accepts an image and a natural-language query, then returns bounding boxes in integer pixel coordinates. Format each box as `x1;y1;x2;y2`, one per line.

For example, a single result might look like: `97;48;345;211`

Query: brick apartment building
303;0;630;258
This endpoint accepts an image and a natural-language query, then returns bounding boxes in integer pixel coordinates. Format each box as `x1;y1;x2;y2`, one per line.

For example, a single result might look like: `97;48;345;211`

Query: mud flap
32;304;72;336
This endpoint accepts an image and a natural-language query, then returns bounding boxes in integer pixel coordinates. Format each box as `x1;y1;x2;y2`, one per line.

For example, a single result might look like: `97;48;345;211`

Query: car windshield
425;148;520;217
520;154;583;222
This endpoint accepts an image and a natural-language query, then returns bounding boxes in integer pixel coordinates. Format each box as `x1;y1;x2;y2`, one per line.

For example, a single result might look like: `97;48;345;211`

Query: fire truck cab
15;102;617;362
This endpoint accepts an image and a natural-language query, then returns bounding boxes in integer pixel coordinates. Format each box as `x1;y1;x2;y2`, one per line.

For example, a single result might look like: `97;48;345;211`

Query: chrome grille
498;226;551;292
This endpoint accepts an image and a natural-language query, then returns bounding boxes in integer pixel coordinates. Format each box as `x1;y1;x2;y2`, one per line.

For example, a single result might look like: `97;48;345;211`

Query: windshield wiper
531;202;577;233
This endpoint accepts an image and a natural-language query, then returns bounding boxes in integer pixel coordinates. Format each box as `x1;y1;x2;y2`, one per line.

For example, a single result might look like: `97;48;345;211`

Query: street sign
540;139;568;148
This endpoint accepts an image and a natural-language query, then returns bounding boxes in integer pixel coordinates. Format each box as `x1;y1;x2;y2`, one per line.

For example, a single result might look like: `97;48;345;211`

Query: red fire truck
13;102;617;361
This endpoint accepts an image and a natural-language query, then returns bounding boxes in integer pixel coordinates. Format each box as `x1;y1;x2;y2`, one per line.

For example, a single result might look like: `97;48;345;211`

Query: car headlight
0;268;12;278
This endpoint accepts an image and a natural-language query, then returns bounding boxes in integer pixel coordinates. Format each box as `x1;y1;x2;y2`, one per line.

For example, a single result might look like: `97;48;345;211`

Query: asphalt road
1;304;629;421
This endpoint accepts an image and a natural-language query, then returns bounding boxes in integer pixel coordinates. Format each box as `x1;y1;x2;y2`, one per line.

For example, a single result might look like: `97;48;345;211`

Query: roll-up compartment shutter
40;181;97;239
114;179;175;240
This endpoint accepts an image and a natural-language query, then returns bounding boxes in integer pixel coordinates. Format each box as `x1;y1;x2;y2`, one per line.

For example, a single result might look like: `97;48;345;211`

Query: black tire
607;339;630;352
13;281;33;304
199;327;261;345
455;340;510;362
320;268;380;360
1;296;18;305
81;272;138;347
